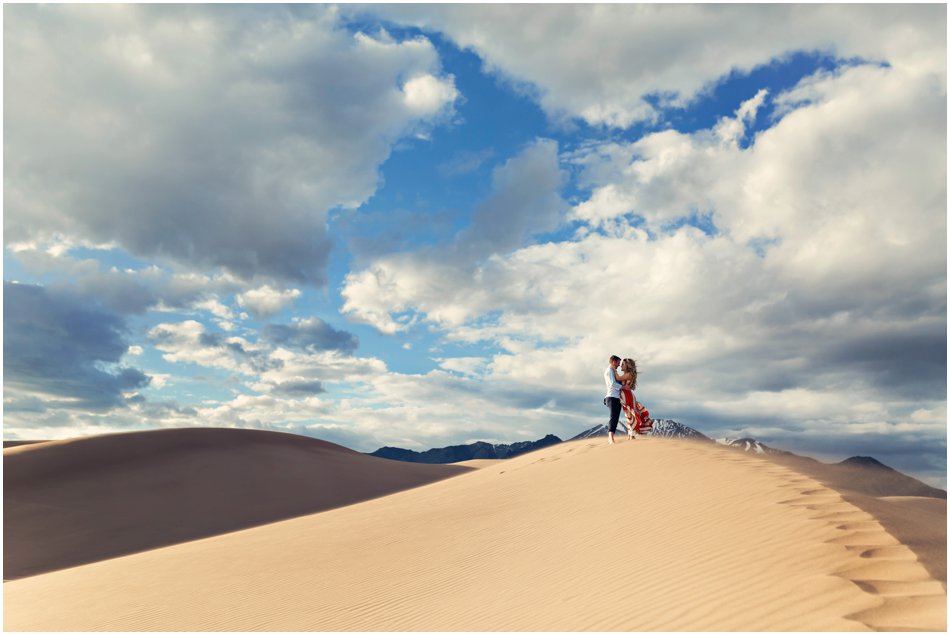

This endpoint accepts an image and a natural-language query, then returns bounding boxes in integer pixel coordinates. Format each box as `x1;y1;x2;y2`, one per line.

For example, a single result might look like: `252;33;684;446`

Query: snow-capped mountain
715;437;788;455
650;419;713;441
570;419;711;442
570;424;610;440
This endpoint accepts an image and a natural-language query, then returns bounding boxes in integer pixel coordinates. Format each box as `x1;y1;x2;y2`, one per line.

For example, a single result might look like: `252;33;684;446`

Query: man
604;355;634;444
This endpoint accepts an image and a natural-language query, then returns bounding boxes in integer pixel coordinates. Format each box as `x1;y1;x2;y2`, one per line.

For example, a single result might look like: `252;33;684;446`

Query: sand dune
4;427;470;579
732;450;947;588
4;435;946;631
837;493;947;586
453;458;505;468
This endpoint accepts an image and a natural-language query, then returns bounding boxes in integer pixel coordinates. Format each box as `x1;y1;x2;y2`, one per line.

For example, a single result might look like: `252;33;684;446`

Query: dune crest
4;427;470;579
4;437;945;631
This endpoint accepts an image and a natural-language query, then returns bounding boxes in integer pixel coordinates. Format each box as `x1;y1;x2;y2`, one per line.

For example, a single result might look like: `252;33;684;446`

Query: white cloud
148;374;171;389
436;357;490;377
713;89;768;147
4;4;460;286
258;348;387;389
368;4;945;128
194;298;234;320
5;246;249;316
194;394;334;429
148;320;271;374
402;73;459;116
236;286;302;318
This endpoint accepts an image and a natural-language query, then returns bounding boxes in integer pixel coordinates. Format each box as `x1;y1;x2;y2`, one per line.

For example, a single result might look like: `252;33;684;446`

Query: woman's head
621;358;638;389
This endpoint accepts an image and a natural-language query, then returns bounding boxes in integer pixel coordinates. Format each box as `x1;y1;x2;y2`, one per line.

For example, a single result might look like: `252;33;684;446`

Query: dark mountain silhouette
840;456;890;468
769;452;946;499
369;434;562;464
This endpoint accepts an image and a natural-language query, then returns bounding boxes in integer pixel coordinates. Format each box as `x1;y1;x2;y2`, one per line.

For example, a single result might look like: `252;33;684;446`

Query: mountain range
369;434;562;463
370;420;946;500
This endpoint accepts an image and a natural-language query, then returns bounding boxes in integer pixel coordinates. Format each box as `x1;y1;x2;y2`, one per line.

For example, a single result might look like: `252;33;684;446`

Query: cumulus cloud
402;73;460;116
262;318;359;354
146;317;363;401
6;246;247;315
457;138;567;256
149;320;275;374
4;4;459;286
257;348;388;390
194;298;234;320
236;286;302;318
436;357;490;377
366;3;945;127
270;380;327;396
3;282;150;411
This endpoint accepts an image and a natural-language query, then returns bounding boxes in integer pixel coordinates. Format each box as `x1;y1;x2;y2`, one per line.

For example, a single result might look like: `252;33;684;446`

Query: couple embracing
603;354;643;444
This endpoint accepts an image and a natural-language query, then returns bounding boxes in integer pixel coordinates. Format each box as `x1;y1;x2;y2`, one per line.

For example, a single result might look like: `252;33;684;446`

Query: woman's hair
621;358;638;390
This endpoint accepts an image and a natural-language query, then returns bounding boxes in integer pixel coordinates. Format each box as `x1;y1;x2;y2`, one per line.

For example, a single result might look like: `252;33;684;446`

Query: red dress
620;386;652;434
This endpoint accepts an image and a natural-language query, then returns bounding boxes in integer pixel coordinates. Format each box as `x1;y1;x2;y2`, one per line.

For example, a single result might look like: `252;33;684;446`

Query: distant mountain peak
838;456;891;470
570;419;711;442
715;437;789;455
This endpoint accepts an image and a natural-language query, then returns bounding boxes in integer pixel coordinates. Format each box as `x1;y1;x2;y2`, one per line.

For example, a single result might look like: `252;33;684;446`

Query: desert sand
4;430;946;631
4;428;470;579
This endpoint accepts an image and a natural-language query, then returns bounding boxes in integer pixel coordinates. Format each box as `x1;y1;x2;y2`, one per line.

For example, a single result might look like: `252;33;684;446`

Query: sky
3;3;947;487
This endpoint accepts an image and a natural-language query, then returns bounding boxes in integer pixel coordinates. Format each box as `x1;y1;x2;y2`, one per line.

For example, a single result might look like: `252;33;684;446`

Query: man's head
609;355;621;368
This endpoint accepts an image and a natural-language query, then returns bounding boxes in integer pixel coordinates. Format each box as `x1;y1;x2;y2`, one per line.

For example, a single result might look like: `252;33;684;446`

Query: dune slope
4;437;945;631
4;427;470;579
748;452;947;587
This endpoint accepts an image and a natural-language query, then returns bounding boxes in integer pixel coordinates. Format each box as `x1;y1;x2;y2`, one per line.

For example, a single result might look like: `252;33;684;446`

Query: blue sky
3;4;947;487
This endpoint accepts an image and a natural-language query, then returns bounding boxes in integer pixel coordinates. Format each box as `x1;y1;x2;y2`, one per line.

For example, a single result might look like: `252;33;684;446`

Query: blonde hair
621;358;638;390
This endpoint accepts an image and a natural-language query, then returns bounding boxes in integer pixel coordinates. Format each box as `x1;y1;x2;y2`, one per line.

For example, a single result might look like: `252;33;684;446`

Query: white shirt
604;366;621;399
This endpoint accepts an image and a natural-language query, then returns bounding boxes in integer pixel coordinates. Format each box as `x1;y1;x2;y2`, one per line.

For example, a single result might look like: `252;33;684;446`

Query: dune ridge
3;435;945;631
4;427;470;580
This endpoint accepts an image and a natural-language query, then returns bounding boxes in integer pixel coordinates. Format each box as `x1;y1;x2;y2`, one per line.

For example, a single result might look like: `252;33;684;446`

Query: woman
619;358;643;438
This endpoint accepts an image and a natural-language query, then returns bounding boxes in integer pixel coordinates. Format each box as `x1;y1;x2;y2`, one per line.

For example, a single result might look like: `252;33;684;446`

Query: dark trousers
606;397;622;433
